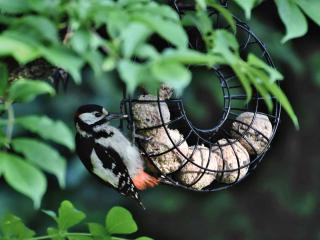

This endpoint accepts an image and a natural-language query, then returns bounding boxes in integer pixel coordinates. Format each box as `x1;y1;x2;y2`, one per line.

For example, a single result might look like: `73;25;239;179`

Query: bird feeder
120;1;281;192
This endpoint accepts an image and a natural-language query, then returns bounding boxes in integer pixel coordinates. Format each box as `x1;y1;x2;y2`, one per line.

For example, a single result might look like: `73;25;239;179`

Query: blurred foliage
249;19;304;76
0;0;319;240
233;0;320;43
0;0;298;125
0;79;70;208
308;52;320;88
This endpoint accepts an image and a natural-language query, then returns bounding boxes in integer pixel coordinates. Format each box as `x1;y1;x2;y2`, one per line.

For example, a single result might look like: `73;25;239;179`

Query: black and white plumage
74;104;158;208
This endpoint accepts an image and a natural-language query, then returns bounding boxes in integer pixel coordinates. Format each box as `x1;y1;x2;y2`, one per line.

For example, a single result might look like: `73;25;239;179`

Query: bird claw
49;68;69;92
134;134;153;142
131;122;153;144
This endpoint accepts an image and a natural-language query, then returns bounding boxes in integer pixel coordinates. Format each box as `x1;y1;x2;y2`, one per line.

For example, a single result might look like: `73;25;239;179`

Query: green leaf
308;52;320;87
0;118;6;128
102;57;117;72
263;79;299;129
106;206;137;235
27;0;61;13
42;210;58;221
274;0;308;43
182;11;212;37
134;44;159;60
0;214;35;239
210;30;239;64
8;79;55;103
132;13;188;48
233;0;257;19
41;46;84;83
161;49;218;65
15;115;75;150
136;237;153;240
118;60;148;93
121;23;151;58
232;64;253;101
88;223;110;239
0;155;3;177
206;1;236;32
85;50;104;77
13;16;59;43
0;0;30;13
0;35;40;63
104;9;130;38
247;54;298;128
0;63;8;96
57;200;86;231
151;60;191;94
126;2;179;21
240;63;271;109
248;54;283;82
251;79;273;112
149;4;180;21
89;32;105;50
70;29;90;54
47;227;64;240
196;0;206;9
0;152;47;208
68;236;93;240
12;138;67;188
208;30;255;101
296;0;320;26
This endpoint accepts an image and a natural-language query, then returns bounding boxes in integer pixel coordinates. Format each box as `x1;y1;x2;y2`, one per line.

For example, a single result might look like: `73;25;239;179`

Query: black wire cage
120;1;281;192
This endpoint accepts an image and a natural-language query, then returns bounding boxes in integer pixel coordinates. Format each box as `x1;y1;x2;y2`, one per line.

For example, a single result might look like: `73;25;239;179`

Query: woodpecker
74;104;159;208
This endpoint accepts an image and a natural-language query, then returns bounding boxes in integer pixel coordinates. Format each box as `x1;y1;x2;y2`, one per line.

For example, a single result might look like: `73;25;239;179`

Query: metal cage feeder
120;2;281;192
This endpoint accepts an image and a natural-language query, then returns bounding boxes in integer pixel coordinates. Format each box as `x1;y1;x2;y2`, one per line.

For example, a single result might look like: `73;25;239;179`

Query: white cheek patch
79;113;104;125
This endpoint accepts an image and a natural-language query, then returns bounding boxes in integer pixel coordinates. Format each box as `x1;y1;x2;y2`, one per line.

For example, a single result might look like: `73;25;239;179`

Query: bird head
74;104;127;129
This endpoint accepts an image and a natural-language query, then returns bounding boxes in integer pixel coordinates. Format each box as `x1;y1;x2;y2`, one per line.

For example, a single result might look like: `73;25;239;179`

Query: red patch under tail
132;170;159;190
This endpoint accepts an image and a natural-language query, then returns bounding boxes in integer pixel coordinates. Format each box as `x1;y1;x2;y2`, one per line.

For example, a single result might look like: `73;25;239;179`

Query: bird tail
132;170;159;190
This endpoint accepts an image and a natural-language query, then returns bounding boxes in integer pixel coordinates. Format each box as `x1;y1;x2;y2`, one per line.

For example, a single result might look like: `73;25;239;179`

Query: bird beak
105;113;128;121
102;108;108;115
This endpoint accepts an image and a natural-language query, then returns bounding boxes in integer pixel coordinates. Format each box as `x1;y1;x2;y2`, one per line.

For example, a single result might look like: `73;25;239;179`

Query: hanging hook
172;0;180;13
219;0;228;7
167;0;195;15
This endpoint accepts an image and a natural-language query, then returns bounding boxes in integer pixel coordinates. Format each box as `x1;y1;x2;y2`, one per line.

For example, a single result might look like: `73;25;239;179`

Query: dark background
1;1;319;240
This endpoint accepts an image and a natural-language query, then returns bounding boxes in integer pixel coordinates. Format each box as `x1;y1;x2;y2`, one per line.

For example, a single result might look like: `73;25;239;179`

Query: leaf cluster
233;0;320;43
0;71;72;208
0;0;298;126
0;200;152;240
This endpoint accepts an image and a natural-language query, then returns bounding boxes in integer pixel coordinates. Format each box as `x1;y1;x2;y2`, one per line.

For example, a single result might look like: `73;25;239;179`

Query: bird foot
131;122;152;143
134;134;153;142
49;68;69;92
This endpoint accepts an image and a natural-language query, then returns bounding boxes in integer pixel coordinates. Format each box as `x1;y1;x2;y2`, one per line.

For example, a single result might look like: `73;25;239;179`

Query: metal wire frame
120;3;281;192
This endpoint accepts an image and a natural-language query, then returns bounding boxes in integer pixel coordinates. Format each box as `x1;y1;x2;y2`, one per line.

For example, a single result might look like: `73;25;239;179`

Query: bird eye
94;112;102;117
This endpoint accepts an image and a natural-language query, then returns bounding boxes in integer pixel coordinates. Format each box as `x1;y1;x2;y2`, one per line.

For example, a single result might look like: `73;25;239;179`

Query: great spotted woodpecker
74;104;159;208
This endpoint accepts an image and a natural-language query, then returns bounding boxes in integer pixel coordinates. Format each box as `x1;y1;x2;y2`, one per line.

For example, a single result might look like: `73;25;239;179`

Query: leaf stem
27;235;56;240
26;233;135;240
27;232;92;240
5;101;14;143
111;237;134;240
66;233;92;237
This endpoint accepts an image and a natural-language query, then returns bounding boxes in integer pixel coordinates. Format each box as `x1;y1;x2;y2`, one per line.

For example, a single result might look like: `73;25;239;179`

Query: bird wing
76;134;114;189
93;143;145;209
